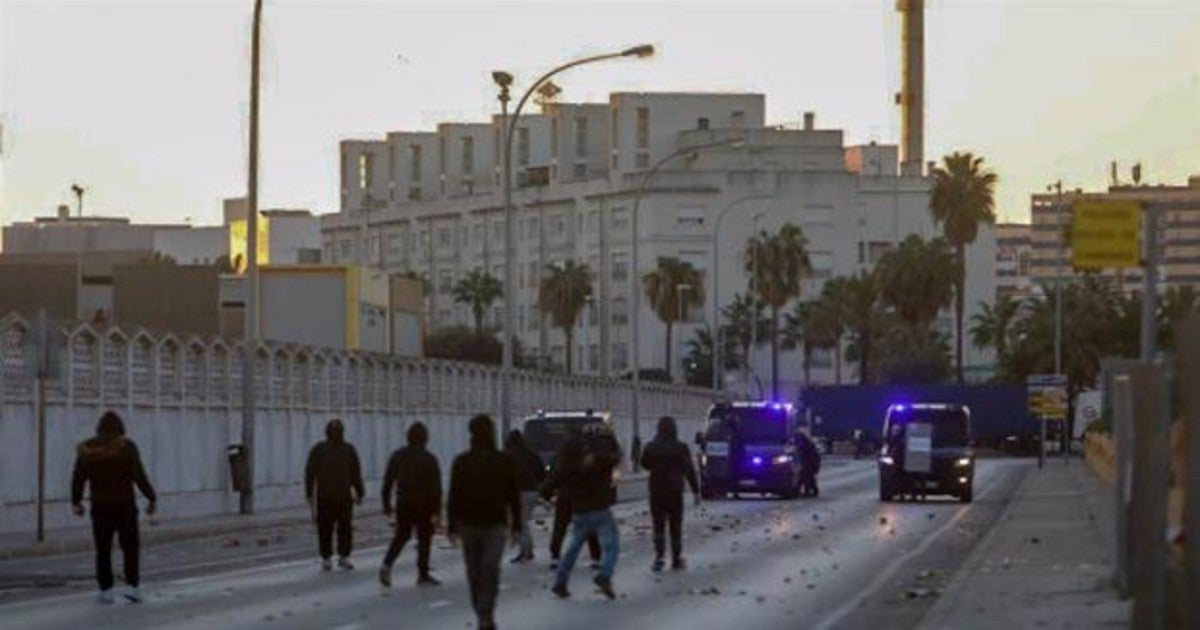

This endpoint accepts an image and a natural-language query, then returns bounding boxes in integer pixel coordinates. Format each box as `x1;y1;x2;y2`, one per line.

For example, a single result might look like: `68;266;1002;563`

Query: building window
612;343;628;372
339;240;352;259
517;128;530;167
611;254;629;282
358;153;373;190
612;208;630;231
610;107;619;148
573;163;587;180
527;261;539;288
574;117;588;157
526;216;539;240
587;344;599;372
731;110;745;128
461;137;474;174
439;271;454;294
551;214;565;238
437;228;452;249
387;234;401;260
697;117;709;130
550;118;559;159
635;153;650;169
472;223;485;249
635;107;650;149
408;187;422;201
410;145;422;180
587;210;600;233
492;219;502;242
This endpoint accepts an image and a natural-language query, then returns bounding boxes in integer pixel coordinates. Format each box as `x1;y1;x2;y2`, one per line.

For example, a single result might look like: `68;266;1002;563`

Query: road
0;458;1030;630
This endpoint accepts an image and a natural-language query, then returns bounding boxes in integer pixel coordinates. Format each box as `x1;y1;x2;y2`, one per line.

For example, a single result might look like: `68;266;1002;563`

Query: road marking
428;599;451;609
811;463;1015;630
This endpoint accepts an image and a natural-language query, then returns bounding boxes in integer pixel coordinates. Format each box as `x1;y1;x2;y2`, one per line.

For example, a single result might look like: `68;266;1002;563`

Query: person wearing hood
70;411;157;604
541;425;602;570
379;422;442;588
504;429;545;564
447;414;521;630
550;425;622;600
304;418;365;571
796;429;822;497
640;415;700;572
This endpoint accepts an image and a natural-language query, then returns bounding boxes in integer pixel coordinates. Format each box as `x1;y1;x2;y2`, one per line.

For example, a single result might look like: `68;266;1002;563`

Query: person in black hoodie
379;422;442;588
640;416;701;572
551;426;622;600
541;427;602;569
447;414;521;630
504;429;544;564
796;430;822;497
304;419;365;571
70;411;157;604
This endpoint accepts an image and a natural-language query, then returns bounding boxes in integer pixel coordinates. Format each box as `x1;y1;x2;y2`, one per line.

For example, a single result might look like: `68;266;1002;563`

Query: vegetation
744;223;812;397
538;260;592;374
642;256;705;377
424;326;502;364
451;269;503;333
719;292;768;384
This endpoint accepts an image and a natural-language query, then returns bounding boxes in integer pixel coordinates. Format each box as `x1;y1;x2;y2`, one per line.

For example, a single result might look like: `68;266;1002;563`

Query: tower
897;0;925;177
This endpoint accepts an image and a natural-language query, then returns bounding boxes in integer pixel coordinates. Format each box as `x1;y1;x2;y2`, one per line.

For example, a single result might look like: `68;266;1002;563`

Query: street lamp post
711;194;772;393
240;0;264;515
493;44;654;436
629;136;743;453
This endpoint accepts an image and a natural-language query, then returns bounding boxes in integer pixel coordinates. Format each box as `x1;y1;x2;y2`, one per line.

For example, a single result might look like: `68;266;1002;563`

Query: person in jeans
551;427;622;600
640;416;701;572
379;422;442;587
447;415;521;630
504;429;545;563
70;411;157;604
542;427;602;569
304;419;365;571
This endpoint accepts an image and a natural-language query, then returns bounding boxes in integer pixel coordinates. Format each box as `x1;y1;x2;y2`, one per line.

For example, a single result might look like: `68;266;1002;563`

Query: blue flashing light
751;456;763;466
893;404;907;412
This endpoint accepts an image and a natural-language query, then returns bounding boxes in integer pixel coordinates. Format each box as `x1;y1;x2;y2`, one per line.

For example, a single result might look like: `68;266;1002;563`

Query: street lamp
628;136;744;453
494;44;654;435
240;0;264;515
711;194;772;392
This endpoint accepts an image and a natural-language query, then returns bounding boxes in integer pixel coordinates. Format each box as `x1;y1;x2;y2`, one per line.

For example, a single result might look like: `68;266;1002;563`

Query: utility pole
240;0;263;516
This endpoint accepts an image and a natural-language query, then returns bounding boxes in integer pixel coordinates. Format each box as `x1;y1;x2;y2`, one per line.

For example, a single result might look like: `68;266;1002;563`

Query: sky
1;0;1197;231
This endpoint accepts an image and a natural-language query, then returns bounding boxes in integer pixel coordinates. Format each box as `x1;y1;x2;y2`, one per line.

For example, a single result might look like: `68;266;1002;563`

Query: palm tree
683;325;717;387
538;260;592;374
876;235;956;328
969;295;1021;373
642;257;706;377
744;223;812;397
930;151;998;383
721;292;768;388
451;269;503;333
834;271;882;385
782;299;840;388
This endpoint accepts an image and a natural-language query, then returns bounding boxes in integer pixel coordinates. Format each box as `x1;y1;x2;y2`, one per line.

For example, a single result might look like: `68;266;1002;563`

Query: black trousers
460;525;506;629
90;502;140;590
650;491;684;560
316;499;353;559
550;499;600;561
800;471;820;497
383;512;433;574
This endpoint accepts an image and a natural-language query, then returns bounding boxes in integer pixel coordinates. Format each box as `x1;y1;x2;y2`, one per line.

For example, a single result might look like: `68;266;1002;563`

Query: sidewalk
918;460;1131;629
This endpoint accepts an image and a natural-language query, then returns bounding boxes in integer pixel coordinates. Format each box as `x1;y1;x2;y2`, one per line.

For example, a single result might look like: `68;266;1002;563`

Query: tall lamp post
710;194;771;392
628;137;743;454
493;44;654;435
240;0;264;515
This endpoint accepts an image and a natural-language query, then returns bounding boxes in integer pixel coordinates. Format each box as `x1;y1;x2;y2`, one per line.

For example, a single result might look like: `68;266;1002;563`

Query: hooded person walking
379;422;442;588
640;415;701;571
70;411;157;604
550;425;622;600
447;415;521;630
504;429;545;564
304;419;365;571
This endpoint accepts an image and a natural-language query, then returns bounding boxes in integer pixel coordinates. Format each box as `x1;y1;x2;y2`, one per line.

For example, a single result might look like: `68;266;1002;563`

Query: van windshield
523;416;604;454
887;408;970;447
706;407;789;443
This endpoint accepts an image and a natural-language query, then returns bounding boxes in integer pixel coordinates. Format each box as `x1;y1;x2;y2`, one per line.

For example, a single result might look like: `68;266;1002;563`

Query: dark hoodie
555;428;621;514
71;412;157;508
504;430;546;493
304;419;365;504
447;415;521;535
640;416;699;498
381;422;442;518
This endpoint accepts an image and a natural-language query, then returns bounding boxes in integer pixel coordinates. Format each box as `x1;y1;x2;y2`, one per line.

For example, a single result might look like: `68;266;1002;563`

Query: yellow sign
229;214;270;273
1071;201;1141;270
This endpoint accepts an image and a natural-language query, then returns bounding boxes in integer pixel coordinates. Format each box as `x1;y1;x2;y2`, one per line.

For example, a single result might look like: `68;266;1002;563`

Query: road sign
1027;373;1068;421
1071;201;1142;270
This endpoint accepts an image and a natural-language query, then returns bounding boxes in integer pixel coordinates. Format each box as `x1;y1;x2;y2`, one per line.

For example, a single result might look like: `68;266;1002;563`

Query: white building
322;92;995;396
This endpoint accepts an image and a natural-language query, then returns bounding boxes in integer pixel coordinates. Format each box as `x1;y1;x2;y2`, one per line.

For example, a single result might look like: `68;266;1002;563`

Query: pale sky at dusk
1;0;1197;232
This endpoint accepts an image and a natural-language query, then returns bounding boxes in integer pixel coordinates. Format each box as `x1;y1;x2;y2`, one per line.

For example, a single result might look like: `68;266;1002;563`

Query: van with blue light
521;410;615;472
696;401;805;500
877;403;974;503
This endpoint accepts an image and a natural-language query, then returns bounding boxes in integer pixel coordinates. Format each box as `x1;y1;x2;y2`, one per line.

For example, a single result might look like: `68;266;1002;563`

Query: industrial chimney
897;0;924;177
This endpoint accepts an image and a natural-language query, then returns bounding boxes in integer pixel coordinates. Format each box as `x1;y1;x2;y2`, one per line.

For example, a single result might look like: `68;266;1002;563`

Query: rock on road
0;459;1031;630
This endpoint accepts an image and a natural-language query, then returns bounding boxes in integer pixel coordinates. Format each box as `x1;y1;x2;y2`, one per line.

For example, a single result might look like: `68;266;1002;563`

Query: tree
829;271;881;385
721;292;769;386
969;294;1021;375
744;223;812;397
424;326;502;364
683;325;717;388
538;260;592;374
876;235;956;328
642;256;705;378
782;299;840;388
451;269;503;333
930;151;998;383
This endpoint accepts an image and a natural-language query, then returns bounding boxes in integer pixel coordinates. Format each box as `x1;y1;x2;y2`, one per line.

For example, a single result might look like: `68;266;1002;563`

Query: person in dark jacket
551;426;622;600
541;428;601;569
504;429;545;563
70;411;157;604
447;415;521;630
640;416;701;571
379;422;442;588
796;430;822;497
304;419;365;571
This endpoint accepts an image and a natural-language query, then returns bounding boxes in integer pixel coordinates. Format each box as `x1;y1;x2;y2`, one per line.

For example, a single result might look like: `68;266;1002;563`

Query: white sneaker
122;586;142;604
337;557;354;571
97;589;115;605
320;558;333;572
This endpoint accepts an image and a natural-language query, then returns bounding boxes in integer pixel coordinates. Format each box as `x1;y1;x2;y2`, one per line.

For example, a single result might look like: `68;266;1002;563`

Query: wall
153;227;228;265
112;264;222;336
0;314;714;535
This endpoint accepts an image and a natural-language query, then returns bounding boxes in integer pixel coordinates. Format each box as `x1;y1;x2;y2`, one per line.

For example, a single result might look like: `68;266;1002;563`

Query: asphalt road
0;458;1031;630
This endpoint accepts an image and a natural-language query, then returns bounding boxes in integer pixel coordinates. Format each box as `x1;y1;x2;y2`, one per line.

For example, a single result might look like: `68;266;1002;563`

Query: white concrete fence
0;313;714;536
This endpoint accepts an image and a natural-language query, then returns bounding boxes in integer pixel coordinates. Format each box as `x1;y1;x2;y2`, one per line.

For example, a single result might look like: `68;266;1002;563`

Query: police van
696;401;805;500
520;410;616;472
877;403;975;503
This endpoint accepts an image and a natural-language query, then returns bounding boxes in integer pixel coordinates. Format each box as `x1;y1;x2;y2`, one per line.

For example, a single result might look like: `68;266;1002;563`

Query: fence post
1129;363;1169;630
1111;372;1134;594
1178;314;1200;630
